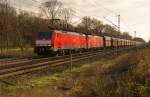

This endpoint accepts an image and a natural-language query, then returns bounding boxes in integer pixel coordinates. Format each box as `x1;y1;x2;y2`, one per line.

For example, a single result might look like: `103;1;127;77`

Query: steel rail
0;50;111;79
0;50;105;73
0;47;134;80
0;50;103;67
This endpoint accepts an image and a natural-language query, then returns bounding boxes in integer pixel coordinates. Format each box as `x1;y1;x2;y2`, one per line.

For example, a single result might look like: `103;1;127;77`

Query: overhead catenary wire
90;0;137;35
9;0;106;25
92;0;118;15
121;18;137;36
13;0;41;8
10;0;43;14
11;0;136;36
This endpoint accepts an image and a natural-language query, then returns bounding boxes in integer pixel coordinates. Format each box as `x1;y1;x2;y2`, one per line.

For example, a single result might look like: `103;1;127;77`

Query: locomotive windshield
37;32;52;39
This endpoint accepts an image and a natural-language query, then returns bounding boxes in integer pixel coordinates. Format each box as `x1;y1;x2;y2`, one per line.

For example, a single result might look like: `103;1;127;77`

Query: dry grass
0;48;34;58
0;48;150;97
70;49;150;97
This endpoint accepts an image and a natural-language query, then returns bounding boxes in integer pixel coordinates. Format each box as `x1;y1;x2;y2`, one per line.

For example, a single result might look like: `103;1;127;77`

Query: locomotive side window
38;32;52;39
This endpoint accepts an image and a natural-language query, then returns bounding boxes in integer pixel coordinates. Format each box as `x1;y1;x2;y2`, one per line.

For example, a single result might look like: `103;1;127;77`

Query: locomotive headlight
47;41;51;46
48;41;51;44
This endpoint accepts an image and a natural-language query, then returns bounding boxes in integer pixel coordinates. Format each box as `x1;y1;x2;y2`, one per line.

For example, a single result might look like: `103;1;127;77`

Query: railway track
0;49;103;67
0;56;47;65
0;47;134;80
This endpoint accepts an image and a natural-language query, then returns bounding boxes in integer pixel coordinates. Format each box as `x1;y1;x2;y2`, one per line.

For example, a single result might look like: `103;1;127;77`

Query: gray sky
10;0;150;41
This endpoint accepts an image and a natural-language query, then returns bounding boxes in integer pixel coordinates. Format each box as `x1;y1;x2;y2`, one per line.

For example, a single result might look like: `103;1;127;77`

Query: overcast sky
10;0;150;41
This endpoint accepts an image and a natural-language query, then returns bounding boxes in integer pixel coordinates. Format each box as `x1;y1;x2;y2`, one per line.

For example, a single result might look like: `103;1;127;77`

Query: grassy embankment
0;47;150;97
0;48;34;58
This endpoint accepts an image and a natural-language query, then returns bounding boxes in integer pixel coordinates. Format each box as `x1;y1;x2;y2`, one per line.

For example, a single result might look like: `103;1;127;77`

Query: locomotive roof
62;31;86;36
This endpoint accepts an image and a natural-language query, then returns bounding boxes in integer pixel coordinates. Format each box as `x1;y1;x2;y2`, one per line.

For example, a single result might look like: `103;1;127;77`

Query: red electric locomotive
86;35;104;49
34;30;87;55
34;29;105;55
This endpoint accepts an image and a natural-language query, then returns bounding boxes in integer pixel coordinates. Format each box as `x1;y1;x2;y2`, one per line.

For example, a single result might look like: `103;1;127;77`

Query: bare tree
41;0;63;20
0;0;16;54
122;32;132;40
77;16;104;35
60;8;74;24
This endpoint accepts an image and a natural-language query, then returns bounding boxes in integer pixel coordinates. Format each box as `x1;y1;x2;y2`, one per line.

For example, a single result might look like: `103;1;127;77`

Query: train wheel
79;50;82;54
37;52;43;56
62;50;65;56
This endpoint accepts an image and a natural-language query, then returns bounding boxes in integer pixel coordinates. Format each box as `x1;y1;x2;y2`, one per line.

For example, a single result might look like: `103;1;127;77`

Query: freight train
34;29;143;55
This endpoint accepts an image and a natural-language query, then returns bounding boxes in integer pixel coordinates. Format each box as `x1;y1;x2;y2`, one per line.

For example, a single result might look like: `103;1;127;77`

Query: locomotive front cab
34;31;53;55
